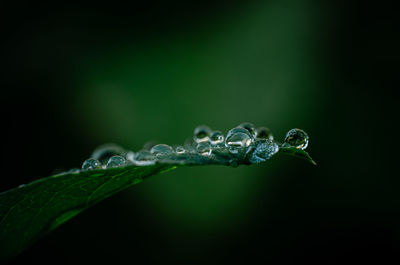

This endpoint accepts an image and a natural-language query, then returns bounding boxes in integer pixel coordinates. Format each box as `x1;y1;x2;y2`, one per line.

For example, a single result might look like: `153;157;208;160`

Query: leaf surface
0;163;175;260
0;147;314;260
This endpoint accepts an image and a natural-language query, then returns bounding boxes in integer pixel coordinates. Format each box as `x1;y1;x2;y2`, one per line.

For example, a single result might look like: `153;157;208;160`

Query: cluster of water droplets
80;123;309;171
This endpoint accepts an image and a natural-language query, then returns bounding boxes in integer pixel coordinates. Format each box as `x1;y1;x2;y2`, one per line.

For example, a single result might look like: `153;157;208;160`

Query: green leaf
0;163;176;260
0;146;314;261
277;146;317;165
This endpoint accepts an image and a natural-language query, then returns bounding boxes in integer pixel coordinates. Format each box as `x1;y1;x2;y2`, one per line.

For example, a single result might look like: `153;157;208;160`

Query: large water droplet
284;128;309;150
150;144;174;157
226;127;254;141
91;144;125;163
238;122;256;137
106;155;126;168
133;150;156;165
175;146;186;154
193;125;211;143
256;127;273;141
250;139;279;163
225;132;252;154
82;158;101;170
209;130;224;146
196;142;211;156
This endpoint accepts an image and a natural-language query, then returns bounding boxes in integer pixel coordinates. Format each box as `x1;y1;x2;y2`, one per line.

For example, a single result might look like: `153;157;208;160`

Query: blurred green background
2;0;398;264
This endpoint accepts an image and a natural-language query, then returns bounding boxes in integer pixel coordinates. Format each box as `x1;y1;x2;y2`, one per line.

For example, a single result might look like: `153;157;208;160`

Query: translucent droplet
226;127;254;141
184;138;196;152
238;122;256;137
225;132;252;154
250;139;279;163
91;144;125;163
284;128;309;150
126;151;135;162
150;144;174;157
209;130;224;146
143;141;158;151
82;158;101;170
175;146;186;154
133;150;155;165
256;127;273;140
106;155;126;168
196;142;211;156
193;125;211;143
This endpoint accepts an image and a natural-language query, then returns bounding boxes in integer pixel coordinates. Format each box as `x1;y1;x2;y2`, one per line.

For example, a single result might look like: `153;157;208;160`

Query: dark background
1;0;398;264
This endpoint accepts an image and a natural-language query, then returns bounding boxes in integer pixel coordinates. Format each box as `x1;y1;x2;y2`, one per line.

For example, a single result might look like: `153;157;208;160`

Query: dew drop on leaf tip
284;128;309;150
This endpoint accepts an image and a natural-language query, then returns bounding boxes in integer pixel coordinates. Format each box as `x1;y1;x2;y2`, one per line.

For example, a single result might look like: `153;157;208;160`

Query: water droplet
143;141;158;151
82;158;102;170
196;142;211;156
209;130;224;146
226;127;254;141
256;127;273;140
126;151;135;162
193;125;211;143
250;139;279;163
91;144;125;163
225;132;252;154
150;144;174;157
238;122;256;137
175;146;186;154
133;150;155;165
284;128;309;150
106;155;126;168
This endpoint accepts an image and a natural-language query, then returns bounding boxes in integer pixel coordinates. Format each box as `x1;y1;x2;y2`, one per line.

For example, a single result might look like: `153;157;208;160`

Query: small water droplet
225;132;252;154
256;127;273;140
106;155;126;168
209;131;224;146
133;150;155;165
193;125;211;143
175;146;186;154
196;142;212;156
284;128;309;150
91;144;125;163
150;144;174;157
82;158;102;170
238;122;256;137
250;139;279;163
